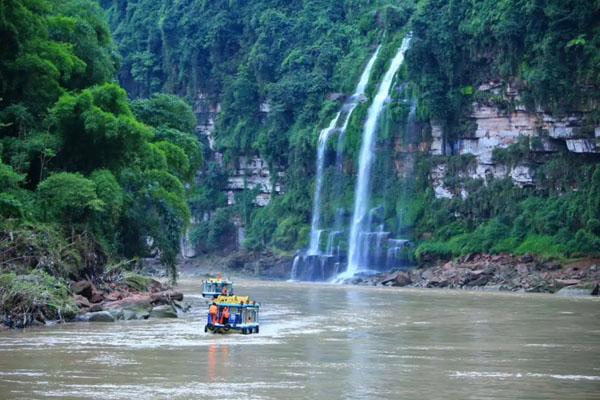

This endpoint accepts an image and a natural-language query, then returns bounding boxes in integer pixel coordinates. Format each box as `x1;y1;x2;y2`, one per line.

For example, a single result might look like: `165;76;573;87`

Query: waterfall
333;46;381;223
307;46;382;257
338;46;382;133
292;46;382;282
290;255;300;281
308;115;340;255
341;36;412;279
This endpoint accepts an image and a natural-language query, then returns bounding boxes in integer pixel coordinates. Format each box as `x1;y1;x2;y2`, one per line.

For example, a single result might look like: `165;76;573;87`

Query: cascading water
307;46;381;256
291;45;381;281
332;46;382;221
308;114;340;255
340;36;412;280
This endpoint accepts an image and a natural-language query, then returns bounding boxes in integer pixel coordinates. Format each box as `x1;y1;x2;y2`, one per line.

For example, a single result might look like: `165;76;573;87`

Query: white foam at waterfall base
339;36;412;281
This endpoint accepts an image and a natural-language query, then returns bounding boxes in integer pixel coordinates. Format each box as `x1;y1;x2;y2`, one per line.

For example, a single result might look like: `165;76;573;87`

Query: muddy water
0;280;599;399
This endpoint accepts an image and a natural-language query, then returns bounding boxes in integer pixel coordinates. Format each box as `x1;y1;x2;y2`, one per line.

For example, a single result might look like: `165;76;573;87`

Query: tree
49;83;152;173
36;172;102;227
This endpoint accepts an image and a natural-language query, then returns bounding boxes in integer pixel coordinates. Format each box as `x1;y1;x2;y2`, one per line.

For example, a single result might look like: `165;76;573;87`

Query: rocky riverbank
71;274;187;323
0;271;188;329
345;254;600;296
181;252;600;296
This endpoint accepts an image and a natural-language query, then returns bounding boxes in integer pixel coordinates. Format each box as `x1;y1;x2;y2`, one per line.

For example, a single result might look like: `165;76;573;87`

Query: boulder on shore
555;283;599;297
381;271;412;287
86;311;116;322
74;294;90;309
71;280;93;299
150;305;178;318
150;291;184;303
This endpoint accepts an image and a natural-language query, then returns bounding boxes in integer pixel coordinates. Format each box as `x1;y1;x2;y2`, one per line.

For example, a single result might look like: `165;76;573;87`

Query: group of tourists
208;302;230;325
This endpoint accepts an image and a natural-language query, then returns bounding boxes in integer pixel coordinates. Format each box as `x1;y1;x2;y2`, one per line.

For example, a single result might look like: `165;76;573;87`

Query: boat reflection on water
207;343;230;382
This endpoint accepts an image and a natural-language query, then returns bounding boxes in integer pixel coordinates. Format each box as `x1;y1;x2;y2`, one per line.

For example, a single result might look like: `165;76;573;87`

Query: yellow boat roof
215;295;251;305
205;278;231;283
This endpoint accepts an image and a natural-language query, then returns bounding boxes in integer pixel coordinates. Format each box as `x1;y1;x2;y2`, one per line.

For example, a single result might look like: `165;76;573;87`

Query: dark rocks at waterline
3;274;187;329
87;311;116;323
555;283;600;297
381;271;412;287
200;250;294;279
354;254;600;295
79;289;186;322
76;297;185;323
149;305;178;318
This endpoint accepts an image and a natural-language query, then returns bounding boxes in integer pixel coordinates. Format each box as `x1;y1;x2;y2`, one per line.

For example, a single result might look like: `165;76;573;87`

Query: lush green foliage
3;0;592;269
406;0;600;131
102;0;599;262
102;0;415;252
0;0;202;282
412;153;600;262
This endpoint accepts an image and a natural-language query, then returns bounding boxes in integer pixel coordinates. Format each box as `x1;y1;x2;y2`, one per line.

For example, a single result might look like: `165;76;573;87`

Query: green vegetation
1;0;598;307
0;271;78;327
0;0;201;291
406;0;600;131
412;154;600;262
100;0;598;263
102;0;416;252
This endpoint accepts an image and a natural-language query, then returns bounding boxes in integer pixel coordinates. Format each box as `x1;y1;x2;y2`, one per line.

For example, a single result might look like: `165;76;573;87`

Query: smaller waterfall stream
308;114;340;255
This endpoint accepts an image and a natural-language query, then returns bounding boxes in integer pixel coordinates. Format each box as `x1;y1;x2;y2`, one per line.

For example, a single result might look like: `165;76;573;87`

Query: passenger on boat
220;307;230;324
209;302;218;324
221;286;228;295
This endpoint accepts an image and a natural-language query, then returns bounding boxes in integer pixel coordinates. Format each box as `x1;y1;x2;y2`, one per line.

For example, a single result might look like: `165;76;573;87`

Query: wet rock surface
149;305;178;318
350;254;600;295
63;274;188;326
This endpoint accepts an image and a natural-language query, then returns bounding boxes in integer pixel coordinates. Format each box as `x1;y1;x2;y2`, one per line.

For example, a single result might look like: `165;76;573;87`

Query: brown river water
0;279;599;399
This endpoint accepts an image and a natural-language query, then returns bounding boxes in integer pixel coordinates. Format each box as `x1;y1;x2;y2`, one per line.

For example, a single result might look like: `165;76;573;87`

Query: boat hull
204;323;259;335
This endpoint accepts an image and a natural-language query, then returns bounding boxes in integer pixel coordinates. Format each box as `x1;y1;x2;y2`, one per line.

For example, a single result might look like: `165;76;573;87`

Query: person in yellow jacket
209;302;218;325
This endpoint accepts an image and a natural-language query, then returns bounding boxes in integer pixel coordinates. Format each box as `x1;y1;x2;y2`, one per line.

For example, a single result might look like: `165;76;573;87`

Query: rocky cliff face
227;156;283;207
426;81;599;199
194;92;220;151
193;93;281;208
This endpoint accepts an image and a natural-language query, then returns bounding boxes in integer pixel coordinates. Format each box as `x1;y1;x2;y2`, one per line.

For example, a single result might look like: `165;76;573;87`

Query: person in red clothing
220;307;230;324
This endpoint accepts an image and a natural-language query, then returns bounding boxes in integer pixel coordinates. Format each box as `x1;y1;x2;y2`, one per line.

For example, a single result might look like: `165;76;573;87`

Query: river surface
0;279;599;399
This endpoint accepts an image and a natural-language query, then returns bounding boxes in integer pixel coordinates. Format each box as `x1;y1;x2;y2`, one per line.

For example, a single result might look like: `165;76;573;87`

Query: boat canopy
205;277;232;283
214;295;258;307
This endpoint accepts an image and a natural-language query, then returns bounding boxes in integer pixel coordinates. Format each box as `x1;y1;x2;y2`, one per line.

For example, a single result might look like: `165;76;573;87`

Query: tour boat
205;295;260;335
201;277;234;298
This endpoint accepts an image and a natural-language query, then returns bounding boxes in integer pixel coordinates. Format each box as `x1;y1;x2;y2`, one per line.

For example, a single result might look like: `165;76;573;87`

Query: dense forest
0;0;599;312
0;0;204;319
102;0;599;260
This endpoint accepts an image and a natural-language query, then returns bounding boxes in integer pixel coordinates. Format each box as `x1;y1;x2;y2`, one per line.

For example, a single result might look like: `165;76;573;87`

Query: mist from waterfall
341;36;412;279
